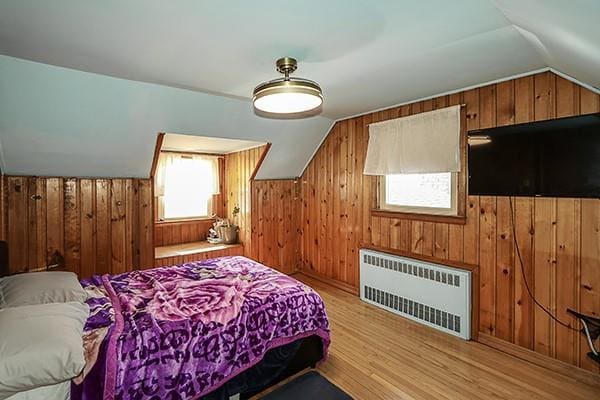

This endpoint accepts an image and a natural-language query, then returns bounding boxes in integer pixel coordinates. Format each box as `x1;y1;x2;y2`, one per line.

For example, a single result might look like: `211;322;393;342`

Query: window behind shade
380;172;458;216
364;105;463;218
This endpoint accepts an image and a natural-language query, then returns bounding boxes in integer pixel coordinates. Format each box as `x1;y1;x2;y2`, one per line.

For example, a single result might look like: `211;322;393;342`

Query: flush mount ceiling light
253;57;323;114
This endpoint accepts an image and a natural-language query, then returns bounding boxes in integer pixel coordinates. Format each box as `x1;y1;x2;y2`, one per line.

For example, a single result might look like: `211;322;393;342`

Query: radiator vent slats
363;253;461;288
360;249;471;340
364;285;461;334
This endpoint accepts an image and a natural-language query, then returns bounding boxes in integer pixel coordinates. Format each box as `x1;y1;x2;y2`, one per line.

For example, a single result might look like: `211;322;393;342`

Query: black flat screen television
468;113;600;198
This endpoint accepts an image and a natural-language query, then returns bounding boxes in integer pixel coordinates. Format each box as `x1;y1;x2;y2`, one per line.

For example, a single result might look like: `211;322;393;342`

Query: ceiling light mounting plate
276;57;298;77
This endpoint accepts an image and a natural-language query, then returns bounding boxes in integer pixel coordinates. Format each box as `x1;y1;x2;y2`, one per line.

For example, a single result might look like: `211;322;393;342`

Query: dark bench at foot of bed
204;335;324;400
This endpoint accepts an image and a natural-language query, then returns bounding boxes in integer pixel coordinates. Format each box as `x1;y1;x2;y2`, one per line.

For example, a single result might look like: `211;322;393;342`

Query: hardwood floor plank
290;274;600;400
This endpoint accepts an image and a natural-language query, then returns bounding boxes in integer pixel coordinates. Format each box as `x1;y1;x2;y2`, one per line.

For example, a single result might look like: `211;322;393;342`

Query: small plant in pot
217;206;239;244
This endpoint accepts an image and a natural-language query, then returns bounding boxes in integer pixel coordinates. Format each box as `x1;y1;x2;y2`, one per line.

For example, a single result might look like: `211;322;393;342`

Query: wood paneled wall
154;219;214;246
251;180;301;274
1;176;154;278
299;71;600;372
224;145;267;257
224;146;300;273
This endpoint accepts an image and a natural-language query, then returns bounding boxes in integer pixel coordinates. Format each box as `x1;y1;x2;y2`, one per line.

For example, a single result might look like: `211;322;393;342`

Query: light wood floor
291;274;600;400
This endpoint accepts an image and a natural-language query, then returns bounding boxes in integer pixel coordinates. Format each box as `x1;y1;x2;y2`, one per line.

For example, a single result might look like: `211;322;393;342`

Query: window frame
154;151;222;223
379;172;459;216
371;107;467;225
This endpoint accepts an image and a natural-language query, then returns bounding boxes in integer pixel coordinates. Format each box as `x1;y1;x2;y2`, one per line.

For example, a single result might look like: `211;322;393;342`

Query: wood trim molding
361;243;479;340
254;177;300;182
160;150;225;158
478;332;600;388
297;270;360;296
150;132;165;179
150;173;156;262
249;143;272;181
0;175;6;242
155;217;215;226
371;209;467;225
457;107;467;217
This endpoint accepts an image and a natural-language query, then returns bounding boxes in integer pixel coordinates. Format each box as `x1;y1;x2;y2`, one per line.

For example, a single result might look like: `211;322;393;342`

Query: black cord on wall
507;197;579;332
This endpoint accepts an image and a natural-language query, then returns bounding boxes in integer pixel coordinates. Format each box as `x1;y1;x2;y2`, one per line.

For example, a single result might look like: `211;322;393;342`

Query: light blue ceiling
0;0;598;179
0;56;332;179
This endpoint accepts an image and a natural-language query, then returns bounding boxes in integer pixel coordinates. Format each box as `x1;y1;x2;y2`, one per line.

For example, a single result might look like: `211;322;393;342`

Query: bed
70;256;330;400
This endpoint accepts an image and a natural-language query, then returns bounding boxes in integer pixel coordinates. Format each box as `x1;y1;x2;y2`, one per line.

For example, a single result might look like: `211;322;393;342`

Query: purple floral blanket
72;256;330;400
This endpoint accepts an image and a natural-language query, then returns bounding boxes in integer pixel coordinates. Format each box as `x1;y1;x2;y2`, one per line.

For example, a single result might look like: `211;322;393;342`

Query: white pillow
0;302;88;399
0;271;87;308
5;381;69;400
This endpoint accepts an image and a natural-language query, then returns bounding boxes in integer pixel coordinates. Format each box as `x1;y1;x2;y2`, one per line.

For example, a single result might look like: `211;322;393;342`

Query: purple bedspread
72;256;330;400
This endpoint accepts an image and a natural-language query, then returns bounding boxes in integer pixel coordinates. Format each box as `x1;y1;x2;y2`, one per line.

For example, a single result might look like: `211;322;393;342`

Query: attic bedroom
0;1;599;400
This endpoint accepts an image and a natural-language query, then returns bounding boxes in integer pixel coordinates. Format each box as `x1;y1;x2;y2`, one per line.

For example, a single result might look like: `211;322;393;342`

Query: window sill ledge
156;217;215;226
371;209;466;225
155;241;242;259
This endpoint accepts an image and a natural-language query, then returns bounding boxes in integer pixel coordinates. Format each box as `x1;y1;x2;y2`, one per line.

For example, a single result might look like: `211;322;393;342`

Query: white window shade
363;105;461;175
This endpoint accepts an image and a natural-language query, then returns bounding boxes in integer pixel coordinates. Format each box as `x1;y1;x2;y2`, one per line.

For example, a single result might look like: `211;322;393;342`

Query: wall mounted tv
468;113;600;198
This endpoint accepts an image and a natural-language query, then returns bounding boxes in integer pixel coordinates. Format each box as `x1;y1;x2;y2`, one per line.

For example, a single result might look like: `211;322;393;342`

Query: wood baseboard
296;270;359;296
478;332;600;387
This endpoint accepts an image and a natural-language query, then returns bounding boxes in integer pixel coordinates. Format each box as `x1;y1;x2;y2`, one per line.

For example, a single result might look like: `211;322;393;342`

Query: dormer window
155;152;220;220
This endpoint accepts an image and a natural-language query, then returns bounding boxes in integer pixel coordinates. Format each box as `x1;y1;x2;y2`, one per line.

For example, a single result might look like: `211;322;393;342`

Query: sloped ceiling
0;0;598;179
0;56;331;179
492;0;600;90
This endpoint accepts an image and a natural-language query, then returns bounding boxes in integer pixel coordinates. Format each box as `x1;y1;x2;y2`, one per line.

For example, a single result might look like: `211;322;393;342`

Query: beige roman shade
363;105;461;175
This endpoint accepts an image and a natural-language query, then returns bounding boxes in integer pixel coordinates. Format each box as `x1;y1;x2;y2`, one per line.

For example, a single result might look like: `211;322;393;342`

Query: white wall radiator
360;248;471;340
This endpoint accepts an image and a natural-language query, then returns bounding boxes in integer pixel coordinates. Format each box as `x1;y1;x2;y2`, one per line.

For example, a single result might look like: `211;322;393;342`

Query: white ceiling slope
0;0;548;119
492;0;600;90
0;56;332;179
0;0;598;179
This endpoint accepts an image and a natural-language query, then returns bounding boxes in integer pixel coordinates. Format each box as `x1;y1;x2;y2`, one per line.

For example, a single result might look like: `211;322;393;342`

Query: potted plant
218;206;239;244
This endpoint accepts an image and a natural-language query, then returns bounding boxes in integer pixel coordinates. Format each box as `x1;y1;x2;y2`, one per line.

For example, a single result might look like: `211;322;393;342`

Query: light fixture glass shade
253;78;323;114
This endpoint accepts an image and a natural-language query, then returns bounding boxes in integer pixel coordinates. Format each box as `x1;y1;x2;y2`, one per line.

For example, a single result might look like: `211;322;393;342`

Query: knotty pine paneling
224;145;266;257
299;71;600;372
154;219;214;247
224;146;300;274
251;180;300;274
138;180;154;269
4;176;154;278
